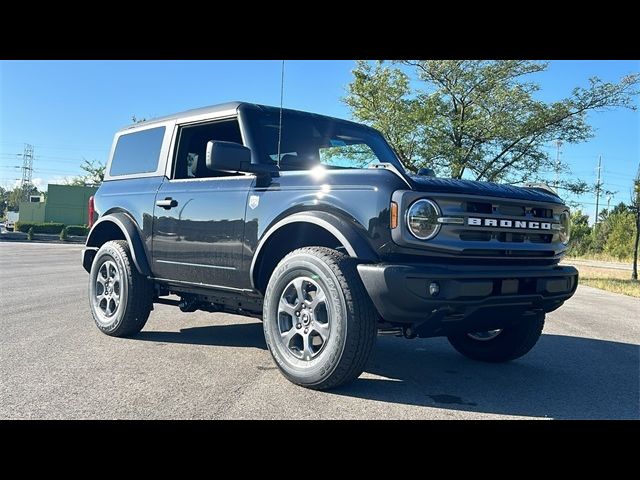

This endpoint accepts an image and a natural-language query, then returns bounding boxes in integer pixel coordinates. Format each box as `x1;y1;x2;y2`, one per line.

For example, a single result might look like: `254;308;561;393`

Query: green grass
569;265;639;298
580;278;640;298
567;253;633;264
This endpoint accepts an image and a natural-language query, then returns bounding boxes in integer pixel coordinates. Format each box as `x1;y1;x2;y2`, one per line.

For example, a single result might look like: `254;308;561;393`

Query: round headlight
559;210;571;244
406;199;440;240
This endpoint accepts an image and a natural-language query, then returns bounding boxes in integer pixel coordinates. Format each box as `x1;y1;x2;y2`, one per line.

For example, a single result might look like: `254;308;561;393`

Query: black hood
408;175;564;204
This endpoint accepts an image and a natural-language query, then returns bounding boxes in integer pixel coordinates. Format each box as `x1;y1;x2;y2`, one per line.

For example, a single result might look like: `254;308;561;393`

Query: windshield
242;107;403;171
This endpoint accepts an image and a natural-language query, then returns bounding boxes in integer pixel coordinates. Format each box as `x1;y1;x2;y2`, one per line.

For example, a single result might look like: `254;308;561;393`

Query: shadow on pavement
136;322;639;419
136;323;268;350
337;334;640;419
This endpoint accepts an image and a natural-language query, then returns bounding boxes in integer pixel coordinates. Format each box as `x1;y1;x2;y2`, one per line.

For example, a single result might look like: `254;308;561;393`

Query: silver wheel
92;259;122;323
276;276;330;361
467;329;503;341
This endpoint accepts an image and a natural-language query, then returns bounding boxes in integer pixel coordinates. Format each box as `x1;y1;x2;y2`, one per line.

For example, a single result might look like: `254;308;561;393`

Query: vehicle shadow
136;322;639;419
136;323;268;350
336;334;640;419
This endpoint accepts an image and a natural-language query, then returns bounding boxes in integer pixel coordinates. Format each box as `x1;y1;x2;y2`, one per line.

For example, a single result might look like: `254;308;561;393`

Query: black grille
462;249;555;257
465;201;552;219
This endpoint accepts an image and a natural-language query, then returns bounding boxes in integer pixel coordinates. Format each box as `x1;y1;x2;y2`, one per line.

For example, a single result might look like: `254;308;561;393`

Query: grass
570;265;640;298
566;253;633;264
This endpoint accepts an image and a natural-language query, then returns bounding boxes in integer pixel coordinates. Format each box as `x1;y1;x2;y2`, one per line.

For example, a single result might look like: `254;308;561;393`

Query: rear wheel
89;240;153;337
447;313;545;362
263;247;377;390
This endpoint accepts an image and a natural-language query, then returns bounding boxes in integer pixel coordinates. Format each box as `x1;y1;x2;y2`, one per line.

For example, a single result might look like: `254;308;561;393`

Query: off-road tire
263;247;377;390
89;240;153;337
447;313;545;363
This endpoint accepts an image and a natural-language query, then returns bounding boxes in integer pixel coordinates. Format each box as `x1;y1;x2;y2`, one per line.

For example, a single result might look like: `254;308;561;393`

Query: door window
172;119;243;179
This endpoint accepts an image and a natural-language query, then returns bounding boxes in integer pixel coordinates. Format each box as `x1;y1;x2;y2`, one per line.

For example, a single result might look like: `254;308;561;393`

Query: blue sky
1;60;638;221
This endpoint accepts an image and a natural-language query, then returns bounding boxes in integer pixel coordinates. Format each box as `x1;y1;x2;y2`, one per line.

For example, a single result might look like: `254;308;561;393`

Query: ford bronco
82;102;577;390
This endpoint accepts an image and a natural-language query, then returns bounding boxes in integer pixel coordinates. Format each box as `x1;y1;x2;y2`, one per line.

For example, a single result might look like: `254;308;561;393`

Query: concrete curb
0;232;86;245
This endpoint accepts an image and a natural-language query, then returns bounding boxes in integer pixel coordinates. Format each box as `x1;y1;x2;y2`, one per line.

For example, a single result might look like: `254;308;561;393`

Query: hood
408;175;564;205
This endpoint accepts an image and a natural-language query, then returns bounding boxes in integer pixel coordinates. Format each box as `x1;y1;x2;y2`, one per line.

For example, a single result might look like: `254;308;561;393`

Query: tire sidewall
89;242;130;334
263;252;349;386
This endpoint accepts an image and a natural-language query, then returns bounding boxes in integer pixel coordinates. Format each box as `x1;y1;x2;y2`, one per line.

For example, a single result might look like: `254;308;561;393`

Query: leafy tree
631;175;640;280
0;186;7;218
66;159;105;186
567;210;592;256
6;184;39;212
604;210;636;260
344;60;639;191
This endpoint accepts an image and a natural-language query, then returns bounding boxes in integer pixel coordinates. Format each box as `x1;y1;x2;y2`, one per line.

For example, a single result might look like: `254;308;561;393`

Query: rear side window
109;127;165;176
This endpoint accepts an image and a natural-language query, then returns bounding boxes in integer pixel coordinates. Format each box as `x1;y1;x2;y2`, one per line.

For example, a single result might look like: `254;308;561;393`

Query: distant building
19;184;98;225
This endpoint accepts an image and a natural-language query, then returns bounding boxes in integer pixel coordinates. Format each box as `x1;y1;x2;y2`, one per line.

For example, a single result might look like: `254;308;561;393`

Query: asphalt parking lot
1;242;638;419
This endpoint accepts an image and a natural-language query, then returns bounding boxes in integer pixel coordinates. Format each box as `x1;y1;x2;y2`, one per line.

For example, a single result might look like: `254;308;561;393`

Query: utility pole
632;163;639;281
594;155;602;225
19;143;34;201
554;140;562;188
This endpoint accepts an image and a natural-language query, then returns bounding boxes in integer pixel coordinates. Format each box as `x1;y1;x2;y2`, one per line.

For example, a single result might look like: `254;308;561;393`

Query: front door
151;118;254;289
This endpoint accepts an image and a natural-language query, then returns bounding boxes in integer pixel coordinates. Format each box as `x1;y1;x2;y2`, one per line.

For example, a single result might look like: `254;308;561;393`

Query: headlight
559;210;571;244
406;199;440;240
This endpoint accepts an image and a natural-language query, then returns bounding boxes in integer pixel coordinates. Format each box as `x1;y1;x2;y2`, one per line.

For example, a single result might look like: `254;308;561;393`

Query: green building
19;184;98;226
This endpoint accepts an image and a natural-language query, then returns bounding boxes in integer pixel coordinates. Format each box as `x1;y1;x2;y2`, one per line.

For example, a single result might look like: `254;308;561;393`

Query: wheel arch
83;213;151;276
250;211;378;294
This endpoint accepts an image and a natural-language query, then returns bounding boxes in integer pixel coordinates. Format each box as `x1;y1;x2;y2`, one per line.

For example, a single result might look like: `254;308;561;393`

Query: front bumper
357;262;578;336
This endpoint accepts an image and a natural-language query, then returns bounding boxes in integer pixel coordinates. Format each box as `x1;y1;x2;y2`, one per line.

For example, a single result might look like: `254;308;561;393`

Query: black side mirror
206;141;252;172
417;167;436;177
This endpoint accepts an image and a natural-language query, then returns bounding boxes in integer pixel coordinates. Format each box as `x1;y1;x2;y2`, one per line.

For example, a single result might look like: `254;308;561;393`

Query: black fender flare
249;210;378;290
85;212;152;276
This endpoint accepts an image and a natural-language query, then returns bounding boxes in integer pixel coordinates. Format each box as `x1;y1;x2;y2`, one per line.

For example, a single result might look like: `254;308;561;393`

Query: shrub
27;227;34;241
66;225;89;236
15;222;65;234
59;226;69;241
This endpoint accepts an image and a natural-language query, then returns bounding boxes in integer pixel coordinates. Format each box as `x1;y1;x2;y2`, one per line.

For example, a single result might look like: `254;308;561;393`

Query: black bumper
357;262;578;335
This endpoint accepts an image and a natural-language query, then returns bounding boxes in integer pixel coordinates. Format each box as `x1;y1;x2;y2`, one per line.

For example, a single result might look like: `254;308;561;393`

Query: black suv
82;102;578;390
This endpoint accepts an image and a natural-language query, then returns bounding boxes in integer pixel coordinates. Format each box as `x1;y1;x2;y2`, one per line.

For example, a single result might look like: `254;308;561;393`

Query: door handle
156;197;178;209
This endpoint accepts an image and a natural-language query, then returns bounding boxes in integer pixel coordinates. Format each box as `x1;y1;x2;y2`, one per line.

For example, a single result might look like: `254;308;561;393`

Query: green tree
344;60;638;190
631;174;640;280
0;186;7;218
567;210;592;256
604;210;636;260
6;184;39;212
67;159;105;186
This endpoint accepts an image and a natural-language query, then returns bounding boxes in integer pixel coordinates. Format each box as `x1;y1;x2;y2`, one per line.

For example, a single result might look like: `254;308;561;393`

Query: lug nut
296;323;302;329
296;311;300;317
304;328;309;334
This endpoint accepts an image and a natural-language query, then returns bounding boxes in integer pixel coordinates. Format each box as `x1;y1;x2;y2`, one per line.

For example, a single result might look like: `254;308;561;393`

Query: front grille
466;201;552;219
459;199;557;245
461;249;555;257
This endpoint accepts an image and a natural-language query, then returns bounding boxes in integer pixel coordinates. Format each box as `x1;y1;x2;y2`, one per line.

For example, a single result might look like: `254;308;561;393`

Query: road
1;242;638;419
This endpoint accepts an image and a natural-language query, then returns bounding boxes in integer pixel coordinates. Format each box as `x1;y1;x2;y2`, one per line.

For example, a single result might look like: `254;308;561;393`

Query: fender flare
86;212;152;276
250;211;378;290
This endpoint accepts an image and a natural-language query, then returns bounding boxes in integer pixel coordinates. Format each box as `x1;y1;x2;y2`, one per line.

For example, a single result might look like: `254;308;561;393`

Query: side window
109;127;165;176
173;119;243;179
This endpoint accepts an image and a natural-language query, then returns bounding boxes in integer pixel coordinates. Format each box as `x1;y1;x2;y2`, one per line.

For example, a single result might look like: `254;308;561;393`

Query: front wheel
447;313;545;363
263;247;377;390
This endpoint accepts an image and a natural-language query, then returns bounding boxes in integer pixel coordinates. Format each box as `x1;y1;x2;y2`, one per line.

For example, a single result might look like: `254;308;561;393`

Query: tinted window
109;127;165;176
173;120;242;179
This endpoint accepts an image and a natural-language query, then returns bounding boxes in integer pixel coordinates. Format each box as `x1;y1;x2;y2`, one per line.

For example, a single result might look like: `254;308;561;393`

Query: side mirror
417;167;436;177
206;141;252;172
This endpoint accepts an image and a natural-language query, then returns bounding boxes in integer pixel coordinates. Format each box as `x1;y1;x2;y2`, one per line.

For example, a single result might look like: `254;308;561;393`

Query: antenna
276;60;285;167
